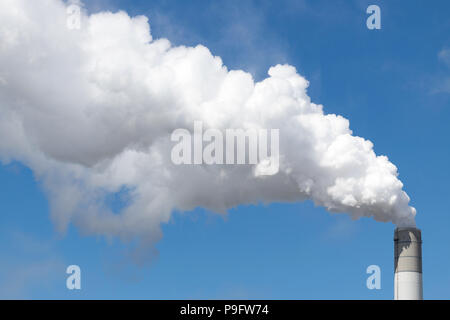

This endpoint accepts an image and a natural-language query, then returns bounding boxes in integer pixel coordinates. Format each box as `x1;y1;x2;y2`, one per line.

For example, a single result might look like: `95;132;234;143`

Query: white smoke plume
0;0;416;260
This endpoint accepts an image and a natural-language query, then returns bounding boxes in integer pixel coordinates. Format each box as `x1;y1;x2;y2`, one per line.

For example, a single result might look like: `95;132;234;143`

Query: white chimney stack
394;227;423;300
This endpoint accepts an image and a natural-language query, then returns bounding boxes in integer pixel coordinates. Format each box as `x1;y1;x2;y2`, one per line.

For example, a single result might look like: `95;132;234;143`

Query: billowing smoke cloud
0;0;416;261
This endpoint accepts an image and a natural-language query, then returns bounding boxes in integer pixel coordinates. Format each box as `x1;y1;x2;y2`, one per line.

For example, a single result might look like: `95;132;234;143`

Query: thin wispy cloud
0;231;64;299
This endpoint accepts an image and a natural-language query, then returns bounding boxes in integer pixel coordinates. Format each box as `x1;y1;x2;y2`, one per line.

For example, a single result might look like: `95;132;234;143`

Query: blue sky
0;0;449;299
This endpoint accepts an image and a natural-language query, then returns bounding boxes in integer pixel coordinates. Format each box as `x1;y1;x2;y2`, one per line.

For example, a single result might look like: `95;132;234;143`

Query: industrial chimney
394;227;423;300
